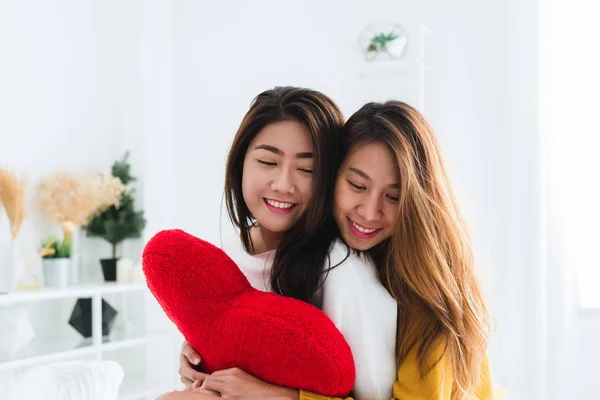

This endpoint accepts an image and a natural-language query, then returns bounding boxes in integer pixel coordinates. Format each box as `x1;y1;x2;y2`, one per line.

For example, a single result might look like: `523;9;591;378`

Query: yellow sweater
299;343;505;400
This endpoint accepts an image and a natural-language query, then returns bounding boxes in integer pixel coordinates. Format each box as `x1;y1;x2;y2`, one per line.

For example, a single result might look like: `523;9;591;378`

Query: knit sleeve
298;391;349;400
391;341;453;400
393;342;506;400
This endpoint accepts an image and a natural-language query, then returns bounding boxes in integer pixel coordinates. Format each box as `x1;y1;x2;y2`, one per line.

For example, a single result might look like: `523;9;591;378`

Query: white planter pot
42;258;71;288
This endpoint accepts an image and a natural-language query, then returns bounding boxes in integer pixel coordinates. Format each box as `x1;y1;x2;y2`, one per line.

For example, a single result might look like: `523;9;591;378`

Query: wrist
274;387;299;400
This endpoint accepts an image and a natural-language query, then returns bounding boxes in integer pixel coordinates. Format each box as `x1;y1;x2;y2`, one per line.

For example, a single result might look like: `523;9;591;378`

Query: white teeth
266;199;294;209
351;220;377;233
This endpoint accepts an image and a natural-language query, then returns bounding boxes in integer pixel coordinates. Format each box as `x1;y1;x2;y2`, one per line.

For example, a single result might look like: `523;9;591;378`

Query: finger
192;379;204;389
189;372;210;385
182;342;202;365
201;377;227;394
180;375;194;388
209;367;242;377
184;378;204;391
180;357;208;382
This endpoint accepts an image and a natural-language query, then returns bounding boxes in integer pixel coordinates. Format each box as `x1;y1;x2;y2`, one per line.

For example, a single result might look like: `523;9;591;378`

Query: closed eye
298;168;313;174
386;194;399;202
258;159;276;166
347;180;365;191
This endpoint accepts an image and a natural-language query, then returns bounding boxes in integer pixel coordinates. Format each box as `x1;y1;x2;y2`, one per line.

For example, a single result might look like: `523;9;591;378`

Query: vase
0;248;10;294
0;236;26;293
100;258;119;282
42;258;71;288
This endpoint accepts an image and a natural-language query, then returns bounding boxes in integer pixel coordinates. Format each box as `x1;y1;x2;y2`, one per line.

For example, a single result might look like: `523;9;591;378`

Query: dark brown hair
224;86;344;303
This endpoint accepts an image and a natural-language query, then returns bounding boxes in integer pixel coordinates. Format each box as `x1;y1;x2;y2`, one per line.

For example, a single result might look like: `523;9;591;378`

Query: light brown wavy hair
342;101;491;399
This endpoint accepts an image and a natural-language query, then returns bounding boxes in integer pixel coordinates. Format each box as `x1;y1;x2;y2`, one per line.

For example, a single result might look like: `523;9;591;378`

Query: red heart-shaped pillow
142;229;355;397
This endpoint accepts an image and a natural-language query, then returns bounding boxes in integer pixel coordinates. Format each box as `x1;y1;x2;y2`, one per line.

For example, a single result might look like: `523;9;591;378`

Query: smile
264;198;297;214
347;217;382;239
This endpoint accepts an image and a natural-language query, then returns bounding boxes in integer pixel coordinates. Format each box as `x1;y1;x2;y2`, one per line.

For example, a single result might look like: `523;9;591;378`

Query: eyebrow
348;167;400;189
254;144;313;159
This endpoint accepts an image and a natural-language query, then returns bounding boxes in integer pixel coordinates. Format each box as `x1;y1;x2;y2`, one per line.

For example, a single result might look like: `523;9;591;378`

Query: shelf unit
0;283;177;399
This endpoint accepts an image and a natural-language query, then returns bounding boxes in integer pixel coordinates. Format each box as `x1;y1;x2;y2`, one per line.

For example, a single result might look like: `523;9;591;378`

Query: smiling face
333;142;401;251
241;120;314;241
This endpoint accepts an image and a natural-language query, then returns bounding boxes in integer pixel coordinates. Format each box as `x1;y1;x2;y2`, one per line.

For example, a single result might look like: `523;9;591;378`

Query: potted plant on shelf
39;237;72;288
83;152;146;282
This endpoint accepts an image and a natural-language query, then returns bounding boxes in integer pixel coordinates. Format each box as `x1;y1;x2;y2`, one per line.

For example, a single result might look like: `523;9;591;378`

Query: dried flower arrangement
37;171;127;242
0;167;29;292
0;167;28;239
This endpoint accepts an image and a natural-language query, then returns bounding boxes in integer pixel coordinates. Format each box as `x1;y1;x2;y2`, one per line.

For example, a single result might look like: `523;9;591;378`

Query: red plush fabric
142;229;355;397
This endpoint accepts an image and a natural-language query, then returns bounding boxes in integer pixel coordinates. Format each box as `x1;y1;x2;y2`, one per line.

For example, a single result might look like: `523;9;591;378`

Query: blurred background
0;0;598;399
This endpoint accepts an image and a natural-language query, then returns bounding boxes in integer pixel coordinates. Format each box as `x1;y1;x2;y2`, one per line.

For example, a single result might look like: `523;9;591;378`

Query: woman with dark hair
222;86;343;304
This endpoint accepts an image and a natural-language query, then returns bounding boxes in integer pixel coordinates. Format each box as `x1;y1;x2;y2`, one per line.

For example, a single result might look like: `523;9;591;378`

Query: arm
157;391;219;400
200;367;299;400
392;343;505;400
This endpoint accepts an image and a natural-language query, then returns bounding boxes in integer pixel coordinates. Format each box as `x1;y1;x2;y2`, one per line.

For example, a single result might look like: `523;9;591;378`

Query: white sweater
221;237;397;400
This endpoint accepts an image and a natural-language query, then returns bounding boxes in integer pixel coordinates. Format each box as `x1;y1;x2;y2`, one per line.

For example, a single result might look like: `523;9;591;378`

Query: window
546;1;600;308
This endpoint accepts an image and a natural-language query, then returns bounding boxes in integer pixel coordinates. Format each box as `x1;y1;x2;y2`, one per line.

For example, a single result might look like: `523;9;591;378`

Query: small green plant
368;32;399;52
40;237;72;259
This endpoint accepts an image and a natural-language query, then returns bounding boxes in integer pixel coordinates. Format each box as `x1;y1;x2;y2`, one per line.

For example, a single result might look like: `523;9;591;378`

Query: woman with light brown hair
314;100;504;399
177;100;504;400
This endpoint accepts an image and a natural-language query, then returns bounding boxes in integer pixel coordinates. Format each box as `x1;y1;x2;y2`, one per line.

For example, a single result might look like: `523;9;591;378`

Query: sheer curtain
538;1;600;398
545;1;600;310
489;1;600;399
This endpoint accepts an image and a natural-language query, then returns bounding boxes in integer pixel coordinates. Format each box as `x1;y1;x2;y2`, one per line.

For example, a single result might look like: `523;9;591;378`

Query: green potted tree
84;152;147;281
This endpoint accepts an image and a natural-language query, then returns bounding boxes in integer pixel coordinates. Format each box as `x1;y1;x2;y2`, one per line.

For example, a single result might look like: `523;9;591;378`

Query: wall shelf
0;283;146;305
0;328;165;371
